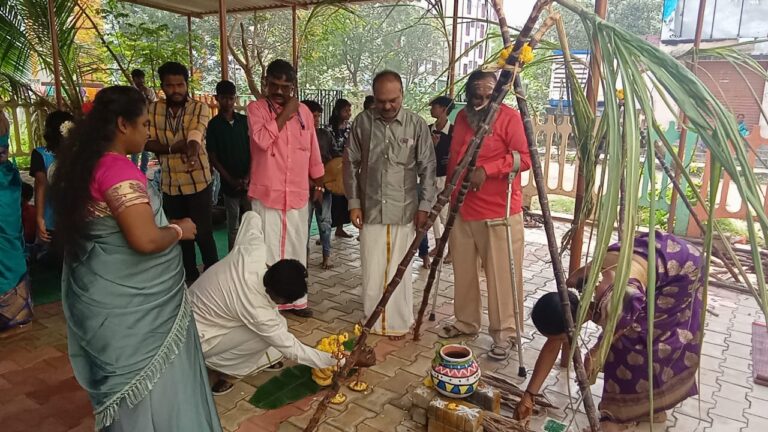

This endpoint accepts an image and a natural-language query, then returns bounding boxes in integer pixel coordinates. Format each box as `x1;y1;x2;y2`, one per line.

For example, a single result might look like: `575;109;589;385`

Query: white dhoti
202;326;284;378
251;199;310;310
360;223;415;336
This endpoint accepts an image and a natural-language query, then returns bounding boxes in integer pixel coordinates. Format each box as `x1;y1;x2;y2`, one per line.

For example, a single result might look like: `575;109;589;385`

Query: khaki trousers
450;213;525;345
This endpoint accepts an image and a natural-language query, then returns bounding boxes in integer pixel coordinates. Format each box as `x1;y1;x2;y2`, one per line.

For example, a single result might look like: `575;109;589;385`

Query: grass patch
530;195;575;215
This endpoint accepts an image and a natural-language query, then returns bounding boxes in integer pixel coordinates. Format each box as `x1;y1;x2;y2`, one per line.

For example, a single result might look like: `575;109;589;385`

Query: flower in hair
59;120;75;138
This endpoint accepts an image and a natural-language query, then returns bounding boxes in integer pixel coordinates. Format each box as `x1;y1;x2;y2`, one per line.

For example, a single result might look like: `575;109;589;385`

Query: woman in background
30;110;73;251
327;98;353;238
0;110;33;331
51;86;221;431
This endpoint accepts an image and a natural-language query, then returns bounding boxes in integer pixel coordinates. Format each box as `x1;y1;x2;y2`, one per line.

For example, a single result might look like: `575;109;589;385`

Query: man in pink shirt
247;59;325;317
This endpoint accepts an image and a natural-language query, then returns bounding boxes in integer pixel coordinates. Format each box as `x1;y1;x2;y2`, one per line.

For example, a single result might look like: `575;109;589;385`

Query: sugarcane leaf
248;365;321;410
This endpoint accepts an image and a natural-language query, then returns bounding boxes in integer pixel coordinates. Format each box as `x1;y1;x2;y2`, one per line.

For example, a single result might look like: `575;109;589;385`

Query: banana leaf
248;365;321;410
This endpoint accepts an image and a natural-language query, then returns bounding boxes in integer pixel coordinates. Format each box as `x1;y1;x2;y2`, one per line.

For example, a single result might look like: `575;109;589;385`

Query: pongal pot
430;343;481;398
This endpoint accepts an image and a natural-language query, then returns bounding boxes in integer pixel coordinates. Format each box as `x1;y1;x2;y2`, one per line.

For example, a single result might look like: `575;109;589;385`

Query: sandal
438;324;471;338
266;361;285;372
211;379;234;396
488;340;515;361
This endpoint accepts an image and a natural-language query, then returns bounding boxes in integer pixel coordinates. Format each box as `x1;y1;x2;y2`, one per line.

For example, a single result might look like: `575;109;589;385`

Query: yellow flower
339;332;349;344
422;376;433;388
496;46;513;67
354;324;363;337
519;44;535;64
616;88;625;101
447;402;459;411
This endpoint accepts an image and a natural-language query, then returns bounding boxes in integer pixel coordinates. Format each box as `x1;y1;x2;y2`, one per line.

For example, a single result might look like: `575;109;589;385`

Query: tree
555;0;663;50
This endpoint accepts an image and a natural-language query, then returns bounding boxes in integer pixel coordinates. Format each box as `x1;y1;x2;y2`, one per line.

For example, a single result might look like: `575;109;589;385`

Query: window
470;22;475;29
465;25;470;36
481;3;487;18
479;24;485;37
463;63;468;75
464;42;469;52
478;45;484;59
466;0;472;14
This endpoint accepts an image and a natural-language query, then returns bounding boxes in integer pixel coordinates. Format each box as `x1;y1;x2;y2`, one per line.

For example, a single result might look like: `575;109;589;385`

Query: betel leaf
248;365;321;410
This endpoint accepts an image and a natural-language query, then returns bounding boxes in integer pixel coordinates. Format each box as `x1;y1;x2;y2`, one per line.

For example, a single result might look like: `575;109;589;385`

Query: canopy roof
123;0;364;17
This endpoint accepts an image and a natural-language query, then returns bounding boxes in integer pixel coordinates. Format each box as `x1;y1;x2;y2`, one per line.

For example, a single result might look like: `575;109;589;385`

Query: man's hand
513;391;534;421
312;188;324;204
182;140;201;169
350;209;363;229
283;97;300;118
413;210;428;229
469;166;487;192
36;217;51;242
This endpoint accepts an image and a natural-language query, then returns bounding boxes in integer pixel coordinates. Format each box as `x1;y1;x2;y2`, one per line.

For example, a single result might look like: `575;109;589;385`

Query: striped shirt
148;98;212;196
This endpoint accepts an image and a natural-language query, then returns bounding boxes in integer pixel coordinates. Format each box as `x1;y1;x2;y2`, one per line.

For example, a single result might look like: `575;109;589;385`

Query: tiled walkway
1;226;766;431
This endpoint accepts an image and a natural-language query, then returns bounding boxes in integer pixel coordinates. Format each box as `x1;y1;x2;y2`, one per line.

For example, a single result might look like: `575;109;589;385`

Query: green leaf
248;365;321;410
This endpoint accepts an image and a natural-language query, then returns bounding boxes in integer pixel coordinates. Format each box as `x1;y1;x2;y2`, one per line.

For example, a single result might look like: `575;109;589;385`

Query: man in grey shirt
343;70;436;340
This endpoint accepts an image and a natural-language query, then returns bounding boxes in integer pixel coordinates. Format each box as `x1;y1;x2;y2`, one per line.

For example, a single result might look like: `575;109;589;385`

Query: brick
410;406;428;425
669;413;710;432
377;369;422;394
412;385;438;409
465;382;500;414
355;387;400;413
427;397;483;432
705;414;746;431
369;356;412;378
709;396;747;423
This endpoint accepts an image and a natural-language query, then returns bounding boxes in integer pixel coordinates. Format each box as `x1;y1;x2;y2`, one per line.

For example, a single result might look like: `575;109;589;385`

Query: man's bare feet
321;256;334;270
335;228;353;238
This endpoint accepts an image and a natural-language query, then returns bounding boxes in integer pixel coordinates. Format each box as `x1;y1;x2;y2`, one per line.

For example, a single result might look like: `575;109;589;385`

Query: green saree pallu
62;183;221;431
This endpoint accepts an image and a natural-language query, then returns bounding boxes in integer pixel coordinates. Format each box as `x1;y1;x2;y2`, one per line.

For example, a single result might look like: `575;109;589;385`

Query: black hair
131;69;145;79
328;98;352;130
263;259;309;303
21;181;33;202
363;95;375;110
372;70;403;92
531;291;580;337
301;100;323;114
465;70;497;99
266;59;296;83
430;96;455;115
43;110;75;153
215;80;237;96
51;86;147;258
158;62;189;84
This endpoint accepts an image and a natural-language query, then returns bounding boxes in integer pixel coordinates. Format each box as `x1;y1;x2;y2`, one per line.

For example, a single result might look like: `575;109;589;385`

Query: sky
502;0;539;27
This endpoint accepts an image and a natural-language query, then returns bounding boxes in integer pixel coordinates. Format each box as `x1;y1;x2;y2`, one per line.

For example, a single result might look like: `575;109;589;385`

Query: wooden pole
292;5;299;71
568;0;607;274
218;0;229;81
448;0;459;96
667;0;707;231
187;15;195;96
47;0;63;109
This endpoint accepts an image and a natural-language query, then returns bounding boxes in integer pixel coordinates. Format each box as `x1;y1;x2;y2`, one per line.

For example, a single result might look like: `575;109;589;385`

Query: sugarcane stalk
502;8;601;432
302;4;555;430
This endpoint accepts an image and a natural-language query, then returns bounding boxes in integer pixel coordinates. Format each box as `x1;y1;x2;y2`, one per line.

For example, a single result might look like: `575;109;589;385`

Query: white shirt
189;212;336;369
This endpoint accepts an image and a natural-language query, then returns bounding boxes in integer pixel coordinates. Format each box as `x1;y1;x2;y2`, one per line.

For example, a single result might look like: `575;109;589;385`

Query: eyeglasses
267;79;294;94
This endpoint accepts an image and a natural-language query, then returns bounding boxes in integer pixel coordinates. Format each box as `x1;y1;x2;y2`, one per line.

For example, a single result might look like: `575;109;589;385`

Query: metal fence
297;89;343;126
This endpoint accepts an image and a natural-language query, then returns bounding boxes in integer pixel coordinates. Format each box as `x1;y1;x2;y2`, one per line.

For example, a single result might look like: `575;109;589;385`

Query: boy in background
207;80;252;250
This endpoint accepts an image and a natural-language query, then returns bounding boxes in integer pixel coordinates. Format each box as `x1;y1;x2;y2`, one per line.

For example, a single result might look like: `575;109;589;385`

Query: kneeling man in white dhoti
189;212;336;395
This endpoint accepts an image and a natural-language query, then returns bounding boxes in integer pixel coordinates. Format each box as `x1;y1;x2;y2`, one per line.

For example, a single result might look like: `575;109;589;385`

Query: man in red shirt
440;70;531;360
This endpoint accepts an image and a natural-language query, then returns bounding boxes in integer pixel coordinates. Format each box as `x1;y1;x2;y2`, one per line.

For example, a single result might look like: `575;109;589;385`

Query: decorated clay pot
430;344;481;399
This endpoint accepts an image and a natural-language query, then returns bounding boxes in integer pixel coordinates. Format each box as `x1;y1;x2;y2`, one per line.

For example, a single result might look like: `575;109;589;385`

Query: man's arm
306;108;325;184
514;335;564;420
247;101;281;152
480;109;532;178
234;296;336;369
342;118;363;210
415;119;437;213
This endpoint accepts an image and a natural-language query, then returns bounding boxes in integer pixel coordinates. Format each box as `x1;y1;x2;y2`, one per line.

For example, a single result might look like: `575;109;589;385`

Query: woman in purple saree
515;231;703;431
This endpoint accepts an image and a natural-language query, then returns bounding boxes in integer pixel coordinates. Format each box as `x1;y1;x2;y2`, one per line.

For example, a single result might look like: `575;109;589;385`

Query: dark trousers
419;231;429;257
163;185;219;281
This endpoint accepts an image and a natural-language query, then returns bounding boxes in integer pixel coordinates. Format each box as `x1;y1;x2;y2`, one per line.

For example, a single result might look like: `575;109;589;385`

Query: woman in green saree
51;86;222;431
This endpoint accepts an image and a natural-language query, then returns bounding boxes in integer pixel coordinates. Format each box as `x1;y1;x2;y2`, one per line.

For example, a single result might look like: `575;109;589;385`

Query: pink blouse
89;153;149;218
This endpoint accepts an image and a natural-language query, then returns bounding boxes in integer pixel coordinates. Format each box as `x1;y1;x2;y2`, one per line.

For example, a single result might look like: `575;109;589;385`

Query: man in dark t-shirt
207;80;251;250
